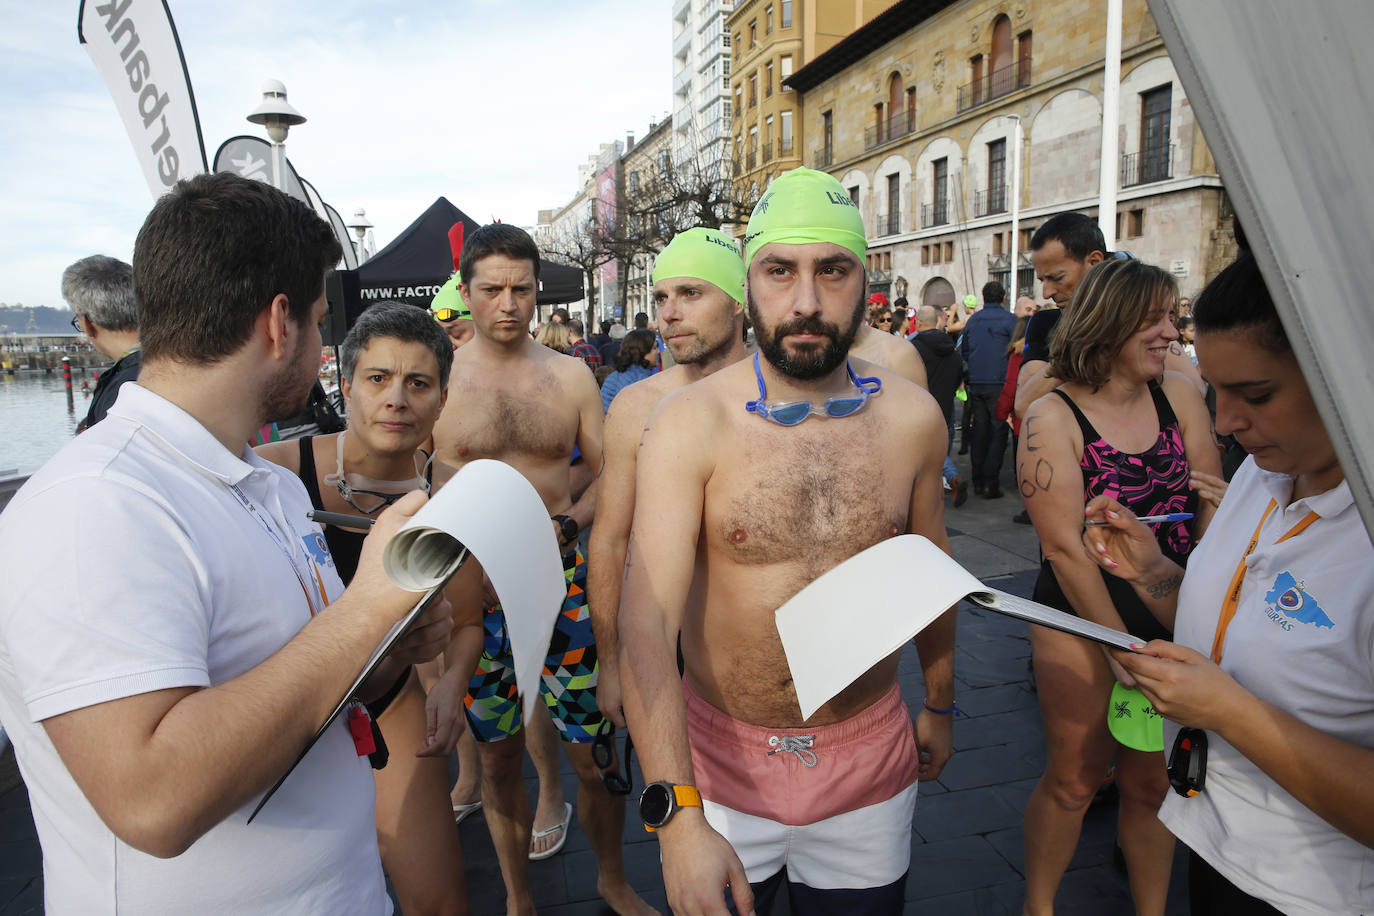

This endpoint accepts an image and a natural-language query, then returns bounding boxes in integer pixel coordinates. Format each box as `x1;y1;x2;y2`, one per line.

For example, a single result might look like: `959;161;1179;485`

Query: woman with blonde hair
1018;258;1221;916
536;321;571;354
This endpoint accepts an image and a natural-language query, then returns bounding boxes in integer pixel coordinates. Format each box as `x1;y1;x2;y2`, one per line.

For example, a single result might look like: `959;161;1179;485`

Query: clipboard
247;550;468;823
775;535;1140;720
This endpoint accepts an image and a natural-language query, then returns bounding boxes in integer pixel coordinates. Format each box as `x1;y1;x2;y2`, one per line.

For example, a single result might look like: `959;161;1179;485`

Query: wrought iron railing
779;137;794;155
974;185;1007;217
877;209;901;236
864;111;916;150
922;199;949;228
957;56;1032;112
746;149;757;170
761;140;773;163
813;145;833;168
1120;145;1173;187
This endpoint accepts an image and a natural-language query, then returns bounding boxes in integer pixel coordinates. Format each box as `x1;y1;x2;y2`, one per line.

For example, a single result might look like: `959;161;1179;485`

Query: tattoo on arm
1146;573;1183;600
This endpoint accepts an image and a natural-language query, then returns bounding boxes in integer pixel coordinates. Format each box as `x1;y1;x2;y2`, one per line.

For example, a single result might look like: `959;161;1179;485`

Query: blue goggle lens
824;397;866;419
771;404;812;426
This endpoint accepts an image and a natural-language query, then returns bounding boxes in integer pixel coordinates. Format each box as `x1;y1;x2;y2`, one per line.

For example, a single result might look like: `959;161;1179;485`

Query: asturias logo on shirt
1263;571;1334;631
302;531;335;570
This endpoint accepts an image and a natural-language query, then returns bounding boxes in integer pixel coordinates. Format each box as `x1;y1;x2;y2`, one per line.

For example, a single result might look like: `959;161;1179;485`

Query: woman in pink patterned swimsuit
1017;258;1222;916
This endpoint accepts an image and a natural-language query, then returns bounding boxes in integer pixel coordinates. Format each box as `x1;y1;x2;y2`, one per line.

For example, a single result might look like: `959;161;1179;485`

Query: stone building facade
727;0;892;202
785;0;1236;306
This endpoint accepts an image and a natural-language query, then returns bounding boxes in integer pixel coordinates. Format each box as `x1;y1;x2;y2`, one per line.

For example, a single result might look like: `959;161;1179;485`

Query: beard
260;330;317;424
747;287;866;380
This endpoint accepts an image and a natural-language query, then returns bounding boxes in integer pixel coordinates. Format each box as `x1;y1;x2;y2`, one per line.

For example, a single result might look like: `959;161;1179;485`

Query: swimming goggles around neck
744;351;882;426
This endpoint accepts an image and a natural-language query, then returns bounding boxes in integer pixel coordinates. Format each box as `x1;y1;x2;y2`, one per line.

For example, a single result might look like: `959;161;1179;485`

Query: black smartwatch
552;514;579;543
639;781;703;832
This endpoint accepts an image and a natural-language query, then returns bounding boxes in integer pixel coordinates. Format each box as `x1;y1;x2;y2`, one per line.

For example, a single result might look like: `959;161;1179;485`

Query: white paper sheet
775;535;1139;720
384;458;566;724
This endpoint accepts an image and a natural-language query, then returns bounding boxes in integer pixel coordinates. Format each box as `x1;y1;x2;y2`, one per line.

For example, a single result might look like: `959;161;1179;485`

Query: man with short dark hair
433;223;653;916
621;168;955;915
63;255;141;431
633;311;649;330
960;280;1016;498
567;317;602;370
912;305;966;507
0;172;448;913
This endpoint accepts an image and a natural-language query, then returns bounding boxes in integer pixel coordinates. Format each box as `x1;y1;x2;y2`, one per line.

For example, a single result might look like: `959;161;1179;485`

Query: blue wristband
922;698;962;716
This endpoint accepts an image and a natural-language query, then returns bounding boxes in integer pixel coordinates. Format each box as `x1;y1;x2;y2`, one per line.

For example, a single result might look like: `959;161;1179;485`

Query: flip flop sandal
452;800;483;825
528;801;572;860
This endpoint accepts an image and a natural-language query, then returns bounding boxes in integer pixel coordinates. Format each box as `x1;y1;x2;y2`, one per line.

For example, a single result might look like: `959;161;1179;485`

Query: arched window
990;15;1012;97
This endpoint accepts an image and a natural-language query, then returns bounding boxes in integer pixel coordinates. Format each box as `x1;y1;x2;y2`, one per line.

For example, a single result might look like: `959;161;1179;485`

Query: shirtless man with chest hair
587;227;748;728
620;169;958;916
431;224;653;916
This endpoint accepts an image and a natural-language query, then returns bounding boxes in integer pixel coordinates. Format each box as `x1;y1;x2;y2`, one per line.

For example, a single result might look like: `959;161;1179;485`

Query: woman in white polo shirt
1084;251;1374;915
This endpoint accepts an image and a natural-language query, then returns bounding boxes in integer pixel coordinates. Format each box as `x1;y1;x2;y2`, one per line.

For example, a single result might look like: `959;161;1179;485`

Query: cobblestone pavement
0;439;1191;914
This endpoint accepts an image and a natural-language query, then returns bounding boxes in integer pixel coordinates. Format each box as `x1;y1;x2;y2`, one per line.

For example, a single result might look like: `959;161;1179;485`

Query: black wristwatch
639;781;703;832
552;514;579;543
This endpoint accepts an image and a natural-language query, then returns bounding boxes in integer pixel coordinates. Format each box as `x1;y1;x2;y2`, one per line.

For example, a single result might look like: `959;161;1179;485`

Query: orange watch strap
643;784;703;833
672;785;703;809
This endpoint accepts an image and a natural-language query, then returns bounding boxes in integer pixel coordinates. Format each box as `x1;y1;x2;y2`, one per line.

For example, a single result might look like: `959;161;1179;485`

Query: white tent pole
1099;0;1122;250
1009;115;1023;297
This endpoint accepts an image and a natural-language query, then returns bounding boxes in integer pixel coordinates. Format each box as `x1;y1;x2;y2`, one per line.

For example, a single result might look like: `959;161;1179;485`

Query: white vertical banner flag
78;0;208;197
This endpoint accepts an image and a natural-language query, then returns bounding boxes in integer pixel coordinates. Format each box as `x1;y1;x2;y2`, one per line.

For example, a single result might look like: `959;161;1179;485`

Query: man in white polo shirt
0;173;448;914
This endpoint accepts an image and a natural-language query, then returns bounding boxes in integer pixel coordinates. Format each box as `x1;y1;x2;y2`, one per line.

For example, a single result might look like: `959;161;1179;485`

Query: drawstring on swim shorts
767;735;818;767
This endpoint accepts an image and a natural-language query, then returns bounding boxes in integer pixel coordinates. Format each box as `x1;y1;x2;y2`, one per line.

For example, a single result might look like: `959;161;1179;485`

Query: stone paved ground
0;441;1192;914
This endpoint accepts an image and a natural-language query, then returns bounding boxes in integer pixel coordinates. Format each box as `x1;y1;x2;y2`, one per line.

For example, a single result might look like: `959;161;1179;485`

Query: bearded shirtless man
587;227;748;728
620;169;958;916
430;224;652;916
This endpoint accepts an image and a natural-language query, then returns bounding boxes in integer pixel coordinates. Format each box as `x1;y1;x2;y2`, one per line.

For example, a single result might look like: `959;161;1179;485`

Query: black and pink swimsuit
1032;382;1198;642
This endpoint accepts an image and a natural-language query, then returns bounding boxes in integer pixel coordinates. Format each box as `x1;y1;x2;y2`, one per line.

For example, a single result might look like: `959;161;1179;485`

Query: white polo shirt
0;383;390;915
1161;456;1374;914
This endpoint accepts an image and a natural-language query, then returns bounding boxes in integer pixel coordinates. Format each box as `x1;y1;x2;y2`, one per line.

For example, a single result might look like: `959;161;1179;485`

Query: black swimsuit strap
297;435;325;509
1049;382;1175;448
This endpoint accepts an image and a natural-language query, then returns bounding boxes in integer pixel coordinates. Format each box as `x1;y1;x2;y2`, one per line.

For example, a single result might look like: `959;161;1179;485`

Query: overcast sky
0;2;671;311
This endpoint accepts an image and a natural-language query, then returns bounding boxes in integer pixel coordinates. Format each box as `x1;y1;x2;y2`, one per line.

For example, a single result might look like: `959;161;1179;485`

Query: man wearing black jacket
64;255;141;433
911;305;967;507
958;281;1016;498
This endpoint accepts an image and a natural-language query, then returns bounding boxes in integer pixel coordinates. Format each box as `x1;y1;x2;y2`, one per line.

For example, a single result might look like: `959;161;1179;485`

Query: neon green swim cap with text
652;227;746;305
744;167;867;268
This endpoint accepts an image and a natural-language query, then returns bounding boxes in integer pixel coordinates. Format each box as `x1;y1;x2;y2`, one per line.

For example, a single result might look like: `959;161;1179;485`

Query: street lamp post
1008;114;1023;298
346;208;374;264
246;80;306;192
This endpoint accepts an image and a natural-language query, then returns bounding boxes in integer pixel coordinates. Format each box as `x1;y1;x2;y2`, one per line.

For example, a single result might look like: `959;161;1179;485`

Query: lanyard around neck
1210;498;1320;663
227;482;328;619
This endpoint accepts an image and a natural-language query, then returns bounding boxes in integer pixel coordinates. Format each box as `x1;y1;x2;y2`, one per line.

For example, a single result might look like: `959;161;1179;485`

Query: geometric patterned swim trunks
463;547;604;744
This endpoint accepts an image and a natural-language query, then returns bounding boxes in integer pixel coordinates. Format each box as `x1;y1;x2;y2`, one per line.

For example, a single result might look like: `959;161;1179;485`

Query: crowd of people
0;164;1368;916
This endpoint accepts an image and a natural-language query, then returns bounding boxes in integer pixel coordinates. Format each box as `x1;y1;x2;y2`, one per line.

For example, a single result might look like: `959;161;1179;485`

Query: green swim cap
963;293;978;308
430;273;470;319
744;167;866;268
652;227;745;305
1107;683;1164;752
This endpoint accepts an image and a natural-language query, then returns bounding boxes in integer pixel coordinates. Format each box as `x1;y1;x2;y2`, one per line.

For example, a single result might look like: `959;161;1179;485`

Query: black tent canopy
355;197;583;308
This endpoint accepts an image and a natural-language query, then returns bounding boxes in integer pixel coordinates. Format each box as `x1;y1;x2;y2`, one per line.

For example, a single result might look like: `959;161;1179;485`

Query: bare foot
597;876;660;916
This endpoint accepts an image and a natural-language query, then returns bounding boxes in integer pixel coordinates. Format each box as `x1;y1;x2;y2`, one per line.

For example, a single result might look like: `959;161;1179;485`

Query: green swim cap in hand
744;167;867;268
1107;683;1164;752
430;273;470;319
652;227;746;305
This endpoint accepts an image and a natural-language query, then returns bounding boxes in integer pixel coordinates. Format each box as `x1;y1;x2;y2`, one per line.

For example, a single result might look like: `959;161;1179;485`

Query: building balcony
922;199;949;228
974;185;1007;218
957;56;1032;113
673;26;693;59
813;145;833;169
779;137;794;156
674;67;694;95
761;140;773;163
1121;145;1174;187
877;209;901;237
864;111;916;150
746;149;757;171
674;0;690;22
674;103;692;126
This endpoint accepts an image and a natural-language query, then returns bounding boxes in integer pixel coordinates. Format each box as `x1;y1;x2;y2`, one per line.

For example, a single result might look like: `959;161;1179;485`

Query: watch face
639;782;672;826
